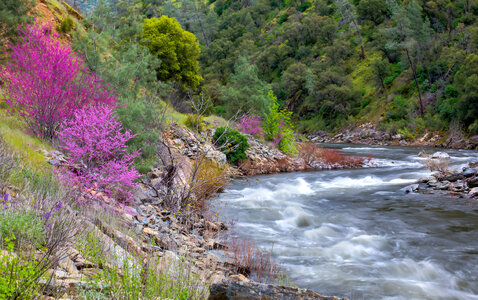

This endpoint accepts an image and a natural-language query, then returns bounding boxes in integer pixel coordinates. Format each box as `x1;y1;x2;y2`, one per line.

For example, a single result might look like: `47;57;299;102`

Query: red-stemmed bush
0;22;116;139
320;148;369;168
57;105;140;204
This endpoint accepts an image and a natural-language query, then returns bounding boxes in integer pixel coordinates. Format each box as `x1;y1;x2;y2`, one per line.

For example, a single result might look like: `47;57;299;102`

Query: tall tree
385;0;433;115
220;57;271;117
334;0;366;59
142;16;203;89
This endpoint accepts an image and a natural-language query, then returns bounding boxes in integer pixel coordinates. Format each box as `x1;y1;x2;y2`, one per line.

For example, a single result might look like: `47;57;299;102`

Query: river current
213;144;478;299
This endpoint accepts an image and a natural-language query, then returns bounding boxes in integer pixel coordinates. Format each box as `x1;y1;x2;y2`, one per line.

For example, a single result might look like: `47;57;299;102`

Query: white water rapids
213;144;478;299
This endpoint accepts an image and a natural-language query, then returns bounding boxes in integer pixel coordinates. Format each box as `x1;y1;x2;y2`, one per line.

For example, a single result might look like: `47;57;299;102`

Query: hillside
146;0;478;141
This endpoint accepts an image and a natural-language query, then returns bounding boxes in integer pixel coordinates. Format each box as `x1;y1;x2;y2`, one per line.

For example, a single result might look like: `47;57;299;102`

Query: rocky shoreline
309;123;478;150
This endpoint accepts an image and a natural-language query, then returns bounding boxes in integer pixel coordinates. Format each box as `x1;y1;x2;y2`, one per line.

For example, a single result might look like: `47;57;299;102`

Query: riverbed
214;144;478;300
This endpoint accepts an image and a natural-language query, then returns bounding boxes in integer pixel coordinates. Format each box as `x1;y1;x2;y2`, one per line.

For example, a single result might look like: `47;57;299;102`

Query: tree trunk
352;19;365;59
406;48;424;115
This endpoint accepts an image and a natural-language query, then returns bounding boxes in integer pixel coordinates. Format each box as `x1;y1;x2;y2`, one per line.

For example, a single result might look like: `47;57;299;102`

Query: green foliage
58;16;74;34
185;114;206;132
0;209;45;250
220;57;272;117
0;252;42;299
357;0;387;25
213;127;249;163
263;91;297;154
142;16;203;88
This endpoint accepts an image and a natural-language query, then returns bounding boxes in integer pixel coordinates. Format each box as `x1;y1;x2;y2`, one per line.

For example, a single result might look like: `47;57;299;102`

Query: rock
467;176;478;188
400;184;419;194
469;187;478;197
463;167;477;178
430;152;450;160
205;239;227;250
206;221;219;232
444;173;464;182
208;281;345;300
59;257;79;275
143;227;159;236
228;274;250;282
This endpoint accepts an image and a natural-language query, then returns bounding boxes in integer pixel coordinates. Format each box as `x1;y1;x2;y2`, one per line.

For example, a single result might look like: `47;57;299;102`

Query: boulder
470;187;478;198
444;173;464;182
463;167;477;178
467;176;478;188
430;152;450;160
400;184;419;194
208;281;346;300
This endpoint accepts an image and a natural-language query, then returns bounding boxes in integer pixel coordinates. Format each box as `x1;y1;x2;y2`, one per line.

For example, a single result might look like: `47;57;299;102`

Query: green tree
143;16;203;88
220;57;271;117
357;0;387;25
454;54;478;133
371;57;392;89
384;0;433;115
334;0;366;58
281;62;308;111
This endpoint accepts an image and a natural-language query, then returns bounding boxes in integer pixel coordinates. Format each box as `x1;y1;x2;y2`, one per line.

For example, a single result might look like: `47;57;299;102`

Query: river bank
308;123;478;150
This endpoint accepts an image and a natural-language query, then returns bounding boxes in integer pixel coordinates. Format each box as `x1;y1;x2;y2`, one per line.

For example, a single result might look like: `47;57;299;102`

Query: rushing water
214;144;478;300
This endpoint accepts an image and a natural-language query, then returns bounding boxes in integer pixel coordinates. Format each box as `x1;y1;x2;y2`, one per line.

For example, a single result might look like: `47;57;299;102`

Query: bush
1;22;116;139
58;105;141;204
213;127;249;163
237;115;263;137
263;91;297;154
185;114;206;132
58;17;74;34
192;160;229;210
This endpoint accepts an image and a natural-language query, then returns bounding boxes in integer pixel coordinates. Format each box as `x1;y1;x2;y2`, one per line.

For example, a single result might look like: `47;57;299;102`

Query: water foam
314;175;416;189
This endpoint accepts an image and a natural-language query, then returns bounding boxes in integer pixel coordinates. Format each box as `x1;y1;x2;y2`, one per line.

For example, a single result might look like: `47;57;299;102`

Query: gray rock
444;173;464;182
400;184;419;194
470;187;478;197
208;281;346;300
463;168;477;178
467;176;478;188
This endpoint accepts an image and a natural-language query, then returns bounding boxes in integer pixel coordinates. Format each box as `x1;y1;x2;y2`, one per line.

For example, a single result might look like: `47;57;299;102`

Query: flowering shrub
58;105;140;204
263;91;297;154
0;22;116;139
237;115;263;137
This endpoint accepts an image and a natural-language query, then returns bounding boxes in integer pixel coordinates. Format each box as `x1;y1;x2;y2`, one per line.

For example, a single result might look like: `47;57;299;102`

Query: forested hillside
61;0;478;140
158;0;478;137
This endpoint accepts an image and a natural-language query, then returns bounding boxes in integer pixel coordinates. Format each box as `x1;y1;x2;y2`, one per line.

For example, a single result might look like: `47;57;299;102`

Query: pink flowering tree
0;22;116;139
57;105;141;204
237;115;264;137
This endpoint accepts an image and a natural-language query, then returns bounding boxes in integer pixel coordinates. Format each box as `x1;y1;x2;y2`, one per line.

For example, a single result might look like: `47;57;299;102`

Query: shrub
0;22;116;139
191;160;229;212
319;148;368;168
263;91;297;154
58;16;74;34
213;127;249;163
58;105;141;204
226;237;281;282
185;114;206;132
237;115;263;137
298;142;322;166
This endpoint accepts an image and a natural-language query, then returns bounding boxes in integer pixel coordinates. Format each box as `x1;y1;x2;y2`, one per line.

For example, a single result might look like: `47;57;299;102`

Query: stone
463;167;477;177
228;274;250;282
430;152;450;160
470;187;478;198
59;257;79;275
444;173;464;182
206;221;219;232
143;227;159;236
400;184;419;194
467;176;478;188
208;281;346;300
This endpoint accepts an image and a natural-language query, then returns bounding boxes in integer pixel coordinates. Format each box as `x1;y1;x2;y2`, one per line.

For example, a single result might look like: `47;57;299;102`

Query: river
213;144;478;300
